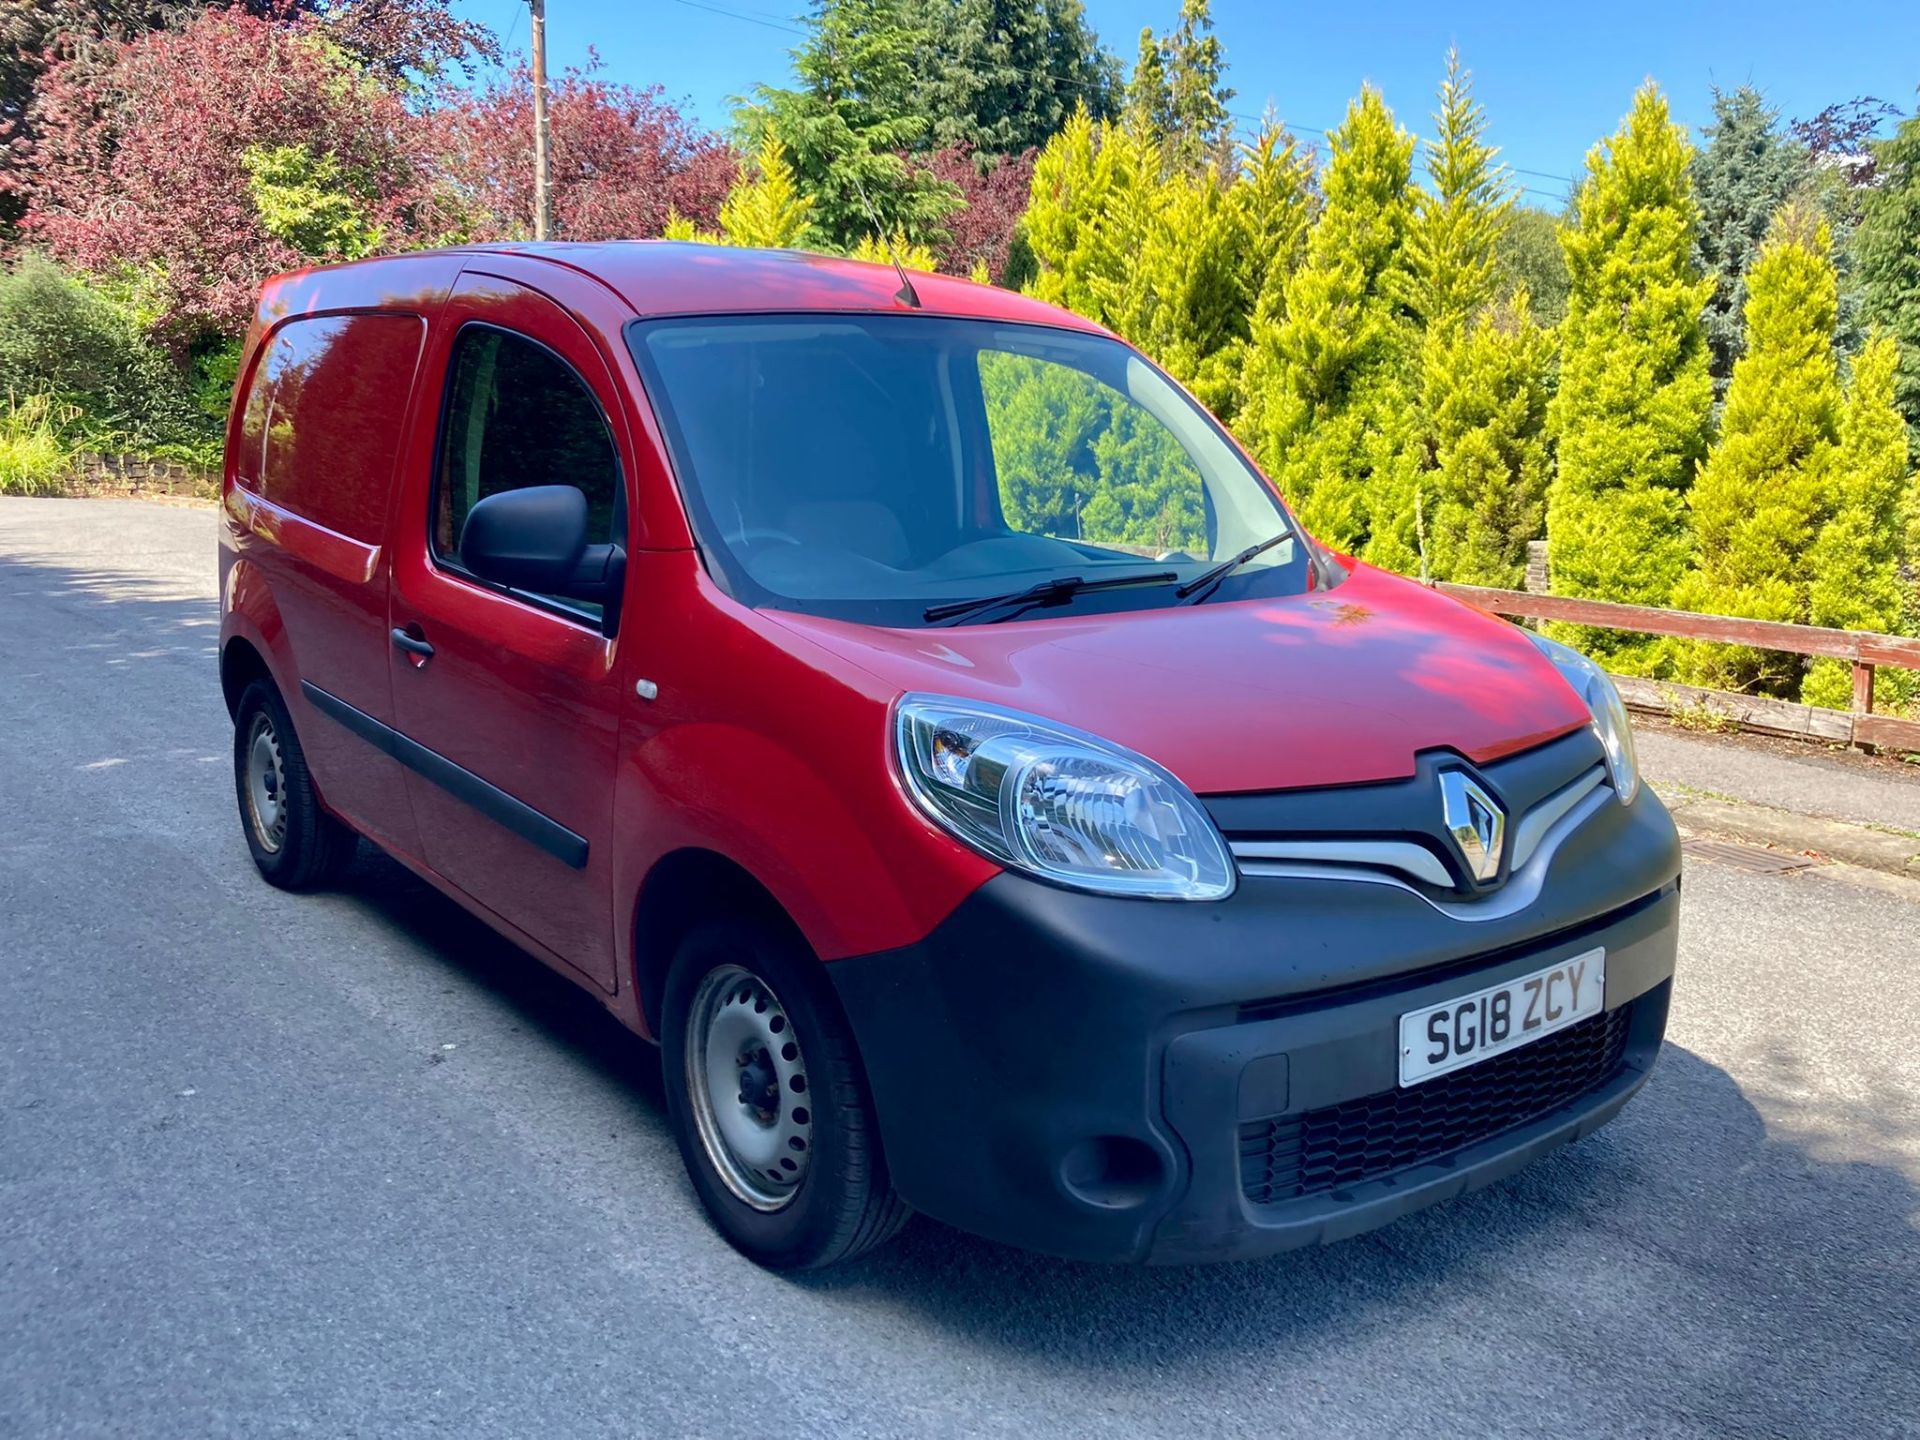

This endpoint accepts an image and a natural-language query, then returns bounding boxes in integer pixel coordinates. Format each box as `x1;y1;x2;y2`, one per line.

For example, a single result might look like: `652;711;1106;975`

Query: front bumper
828;787;1681;1264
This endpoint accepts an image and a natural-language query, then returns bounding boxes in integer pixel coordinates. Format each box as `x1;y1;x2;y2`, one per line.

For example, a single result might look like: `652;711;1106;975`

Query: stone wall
65;452;216;501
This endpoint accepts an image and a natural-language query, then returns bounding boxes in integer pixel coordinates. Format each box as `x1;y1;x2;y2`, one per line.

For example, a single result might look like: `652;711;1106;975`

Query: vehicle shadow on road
793;1043;1917;1434
340;846;671;1115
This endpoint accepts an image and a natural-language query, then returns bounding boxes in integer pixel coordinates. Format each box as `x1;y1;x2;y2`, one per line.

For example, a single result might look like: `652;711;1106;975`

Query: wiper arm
1176;531;1291;603
924;570;1179;625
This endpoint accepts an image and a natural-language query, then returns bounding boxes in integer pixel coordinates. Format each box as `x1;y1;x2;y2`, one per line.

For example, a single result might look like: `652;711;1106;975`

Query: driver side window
976;349;1208;559
433;324;623;613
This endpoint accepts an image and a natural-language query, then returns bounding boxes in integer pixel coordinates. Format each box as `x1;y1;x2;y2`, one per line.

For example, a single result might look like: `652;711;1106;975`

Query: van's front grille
1238;1005;1633;1206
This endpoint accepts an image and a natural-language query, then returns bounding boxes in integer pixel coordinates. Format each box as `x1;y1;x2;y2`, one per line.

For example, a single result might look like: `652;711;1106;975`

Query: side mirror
459;485;626;632
458;487;625;633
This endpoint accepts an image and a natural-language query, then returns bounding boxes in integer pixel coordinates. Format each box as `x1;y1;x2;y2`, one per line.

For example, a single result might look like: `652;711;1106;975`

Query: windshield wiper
924;570;1179;625
1175;531;1291;603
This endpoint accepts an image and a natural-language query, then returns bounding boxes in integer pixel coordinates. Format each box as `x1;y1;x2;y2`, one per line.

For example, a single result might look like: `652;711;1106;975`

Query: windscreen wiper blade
924;570;1179;625
1175;531;1291;603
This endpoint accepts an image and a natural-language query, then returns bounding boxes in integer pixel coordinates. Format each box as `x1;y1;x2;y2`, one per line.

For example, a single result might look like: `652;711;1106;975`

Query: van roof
274;241;1110;335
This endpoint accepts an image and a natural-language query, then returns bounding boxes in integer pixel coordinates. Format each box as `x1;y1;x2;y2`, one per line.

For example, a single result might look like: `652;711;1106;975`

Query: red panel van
219;243;1680;1268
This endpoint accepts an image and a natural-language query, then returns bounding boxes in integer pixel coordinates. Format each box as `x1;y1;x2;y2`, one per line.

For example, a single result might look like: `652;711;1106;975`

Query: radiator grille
1239;1006;1632;1206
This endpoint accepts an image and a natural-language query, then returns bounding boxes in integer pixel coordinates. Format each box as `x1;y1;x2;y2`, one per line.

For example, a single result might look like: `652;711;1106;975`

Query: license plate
1398;948;1606;1087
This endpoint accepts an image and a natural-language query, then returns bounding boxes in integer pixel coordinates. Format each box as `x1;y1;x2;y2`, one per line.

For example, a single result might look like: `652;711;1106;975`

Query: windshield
627;314;1312;627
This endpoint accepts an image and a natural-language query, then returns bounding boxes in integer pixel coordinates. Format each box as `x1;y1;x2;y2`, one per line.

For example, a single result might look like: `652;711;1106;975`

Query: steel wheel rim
685;963;813;1212
244;712;288;854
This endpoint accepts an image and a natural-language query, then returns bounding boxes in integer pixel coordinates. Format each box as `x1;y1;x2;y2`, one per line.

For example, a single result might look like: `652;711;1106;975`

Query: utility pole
529;0;552;241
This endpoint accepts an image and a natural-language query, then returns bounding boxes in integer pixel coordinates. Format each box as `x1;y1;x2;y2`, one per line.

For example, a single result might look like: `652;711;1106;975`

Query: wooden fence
1432;582;1920;755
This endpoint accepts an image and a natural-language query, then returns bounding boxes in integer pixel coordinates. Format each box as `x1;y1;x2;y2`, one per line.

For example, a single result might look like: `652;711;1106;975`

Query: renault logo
1440;771;1506;883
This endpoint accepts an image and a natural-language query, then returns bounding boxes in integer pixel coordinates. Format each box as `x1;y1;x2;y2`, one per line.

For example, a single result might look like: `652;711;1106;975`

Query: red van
219;243;1680;1269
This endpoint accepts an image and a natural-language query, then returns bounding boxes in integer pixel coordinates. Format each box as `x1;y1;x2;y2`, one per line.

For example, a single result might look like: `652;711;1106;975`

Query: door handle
390;627;435;660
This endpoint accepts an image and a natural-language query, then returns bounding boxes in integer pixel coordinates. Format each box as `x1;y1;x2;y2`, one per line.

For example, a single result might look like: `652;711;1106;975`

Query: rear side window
432;325;623;599
237;313;426;544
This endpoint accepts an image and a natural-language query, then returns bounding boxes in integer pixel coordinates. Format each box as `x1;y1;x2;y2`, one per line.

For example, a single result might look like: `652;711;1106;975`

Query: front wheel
661;918;909;1269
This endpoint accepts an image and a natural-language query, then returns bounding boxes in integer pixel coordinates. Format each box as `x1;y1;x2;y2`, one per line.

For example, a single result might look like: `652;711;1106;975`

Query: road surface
3;499;1916;1438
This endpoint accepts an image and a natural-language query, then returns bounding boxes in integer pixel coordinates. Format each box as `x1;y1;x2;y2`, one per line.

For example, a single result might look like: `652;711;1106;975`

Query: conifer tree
910;0;1122;157
1023;107;1168;337
1160;0;1234;176
1023;109;1309;423
1802;335;1918;711
1794;98;1895;364
1137;163;1252;415
741;0;961;251
1081;120;1168;344
1402;52;1541;588
848;230;940;271
1403;49;1510;334
663;137;820;250
1023;107;1120;320
1547;82;1714;669
1419;296;1554;588
1493;207;1570;324
717;136;820;249
1690;86;1809;407
1234;120;1317;328
1238;86;1418;560
1672;205;1840;694
1124;26;1172;140
1189;120;1316;420
1855;110;1920;433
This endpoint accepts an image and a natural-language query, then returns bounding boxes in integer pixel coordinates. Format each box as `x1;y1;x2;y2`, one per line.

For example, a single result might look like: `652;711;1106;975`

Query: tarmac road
3;498;1917;1439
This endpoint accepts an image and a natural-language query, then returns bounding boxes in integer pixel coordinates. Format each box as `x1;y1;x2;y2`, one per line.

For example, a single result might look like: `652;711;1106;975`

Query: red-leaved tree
429;60;733;243
4;1;493;232
924;145;1035;282
25;6;441;341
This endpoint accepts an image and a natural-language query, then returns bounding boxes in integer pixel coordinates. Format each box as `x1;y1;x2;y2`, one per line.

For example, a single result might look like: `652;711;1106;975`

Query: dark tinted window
433;325;622;609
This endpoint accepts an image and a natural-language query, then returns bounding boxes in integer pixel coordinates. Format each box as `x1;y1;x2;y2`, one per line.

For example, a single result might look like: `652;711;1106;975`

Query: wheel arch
630;848;815;1041
220;634;275;719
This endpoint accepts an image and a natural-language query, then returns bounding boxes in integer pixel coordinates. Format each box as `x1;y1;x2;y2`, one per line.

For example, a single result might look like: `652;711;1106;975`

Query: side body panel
219;256;461;853
385;264;640;993
608;555;1001;1036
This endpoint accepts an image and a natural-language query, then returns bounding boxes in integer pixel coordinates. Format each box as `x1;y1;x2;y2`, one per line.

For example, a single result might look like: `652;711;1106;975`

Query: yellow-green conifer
1547;83;1713;670
1420;295;1554;586
1238;86;1418;559
1403;50;1509;333
1803;335;1918;711
1672;205;1839;692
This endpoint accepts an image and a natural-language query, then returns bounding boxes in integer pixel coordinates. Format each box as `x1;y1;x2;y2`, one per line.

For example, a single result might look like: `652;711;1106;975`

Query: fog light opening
1059;1136;1165;1210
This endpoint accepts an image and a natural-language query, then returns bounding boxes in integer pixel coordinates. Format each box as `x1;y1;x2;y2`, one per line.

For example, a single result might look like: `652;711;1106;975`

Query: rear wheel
233;678;356;889
662;917;909;1270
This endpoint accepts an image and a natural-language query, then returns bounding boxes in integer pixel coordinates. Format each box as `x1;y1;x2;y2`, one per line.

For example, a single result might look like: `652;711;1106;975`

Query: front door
386;272;631;991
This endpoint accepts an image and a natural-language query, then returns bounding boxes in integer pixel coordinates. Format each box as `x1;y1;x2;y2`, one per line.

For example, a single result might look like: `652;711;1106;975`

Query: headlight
1527;632;1640;804
893;695;1236;900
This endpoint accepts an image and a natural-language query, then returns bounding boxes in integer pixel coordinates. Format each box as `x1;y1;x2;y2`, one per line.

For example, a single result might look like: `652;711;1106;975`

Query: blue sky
453;0;1920;207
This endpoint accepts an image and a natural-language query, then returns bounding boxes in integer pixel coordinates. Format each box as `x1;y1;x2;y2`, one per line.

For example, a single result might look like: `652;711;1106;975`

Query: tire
232;678;357;890
662;917;910;1270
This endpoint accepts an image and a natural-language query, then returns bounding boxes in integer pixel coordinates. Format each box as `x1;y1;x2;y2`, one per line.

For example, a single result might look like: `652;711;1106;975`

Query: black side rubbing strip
301;682;590;870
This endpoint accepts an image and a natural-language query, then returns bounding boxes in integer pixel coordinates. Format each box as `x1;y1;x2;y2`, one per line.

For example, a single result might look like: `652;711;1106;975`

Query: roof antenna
848;173;922;310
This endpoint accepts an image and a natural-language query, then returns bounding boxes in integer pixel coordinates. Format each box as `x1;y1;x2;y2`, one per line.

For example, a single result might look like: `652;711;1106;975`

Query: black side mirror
460;485;626;634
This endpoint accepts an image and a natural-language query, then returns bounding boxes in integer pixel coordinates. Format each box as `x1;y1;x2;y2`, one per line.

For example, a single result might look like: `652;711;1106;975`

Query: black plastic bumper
827;788;1682;1264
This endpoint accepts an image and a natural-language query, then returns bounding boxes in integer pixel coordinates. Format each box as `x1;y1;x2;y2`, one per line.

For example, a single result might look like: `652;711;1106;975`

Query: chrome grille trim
1228;766;1616;923
1227;838;1452;889
1509;764;1606;871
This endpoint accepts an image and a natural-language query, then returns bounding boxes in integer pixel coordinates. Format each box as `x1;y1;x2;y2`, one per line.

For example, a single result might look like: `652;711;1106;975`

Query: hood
768;564;1592;795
